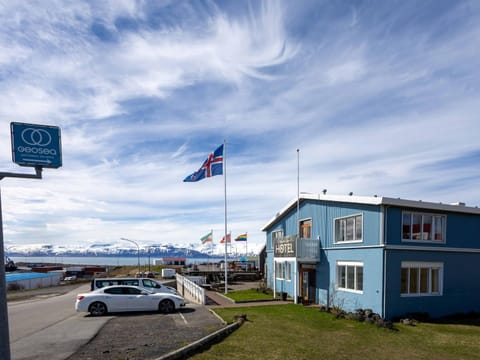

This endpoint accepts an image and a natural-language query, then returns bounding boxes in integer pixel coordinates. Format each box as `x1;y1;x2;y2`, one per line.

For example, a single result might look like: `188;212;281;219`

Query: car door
103;287;129;311
125;287;157;311
140;279;159;292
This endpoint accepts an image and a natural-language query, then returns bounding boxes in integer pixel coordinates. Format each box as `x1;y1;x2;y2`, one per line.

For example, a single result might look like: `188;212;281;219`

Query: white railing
176;273;206;305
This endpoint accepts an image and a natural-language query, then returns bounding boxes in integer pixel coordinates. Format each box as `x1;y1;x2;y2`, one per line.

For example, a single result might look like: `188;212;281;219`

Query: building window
272;230;284;242
299;219;312;239
336;261;363;293
400;262;443;296
402;212;446;242
275;261;292;281
335;214;363;243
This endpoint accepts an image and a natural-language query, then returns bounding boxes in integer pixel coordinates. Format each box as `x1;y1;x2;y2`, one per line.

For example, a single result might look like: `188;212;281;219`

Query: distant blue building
262;193;480;319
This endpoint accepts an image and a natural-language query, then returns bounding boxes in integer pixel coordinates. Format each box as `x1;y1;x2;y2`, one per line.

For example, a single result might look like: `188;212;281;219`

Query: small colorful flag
200;231;213;244
235;233;247;241
183;144;224;182
220;233;231;243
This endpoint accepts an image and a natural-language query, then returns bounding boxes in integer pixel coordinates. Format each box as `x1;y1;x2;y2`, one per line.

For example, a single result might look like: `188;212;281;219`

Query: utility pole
0;167;44;360
1;122;62;360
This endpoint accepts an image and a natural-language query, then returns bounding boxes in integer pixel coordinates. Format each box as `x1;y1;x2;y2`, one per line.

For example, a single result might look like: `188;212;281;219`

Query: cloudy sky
1;0;479;252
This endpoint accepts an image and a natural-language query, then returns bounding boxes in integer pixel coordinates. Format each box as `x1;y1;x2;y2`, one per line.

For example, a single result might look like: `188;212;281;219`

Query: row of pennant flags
200;231;247;244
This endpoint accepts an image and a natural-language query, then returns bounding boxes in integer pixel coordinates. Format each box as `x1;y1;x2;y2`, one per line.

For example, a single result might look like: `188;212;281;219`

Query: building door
300;267;316;304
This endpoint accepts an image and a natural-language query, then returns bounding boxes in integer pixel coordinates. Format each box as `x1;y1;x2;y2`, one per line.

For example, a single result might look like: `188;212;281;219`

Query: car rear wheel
89;301;108;316
159;299;175;313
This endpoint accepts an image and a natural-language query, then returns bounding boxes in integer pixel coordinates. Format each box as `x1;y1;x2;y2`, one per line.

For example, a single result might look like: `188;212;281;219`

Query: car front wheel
158;299;175;313
89;301;108;316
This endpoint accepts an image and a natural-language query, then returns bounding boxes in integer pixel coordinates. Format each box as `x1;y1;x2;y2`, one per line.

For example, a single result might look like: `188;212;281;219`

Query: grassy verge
191;304;480;360
224;289;274;302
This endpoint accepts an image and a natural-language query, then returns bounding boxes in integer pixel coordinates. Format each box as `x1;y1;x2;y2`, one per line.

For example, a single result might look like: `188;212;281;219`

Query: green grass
191;304;480;360
224;289;274;302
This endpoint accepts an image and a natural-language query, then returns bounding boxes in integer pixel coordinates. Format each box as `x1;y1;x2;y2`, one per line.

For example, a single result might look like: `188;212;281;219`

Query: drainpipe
382;205;387;318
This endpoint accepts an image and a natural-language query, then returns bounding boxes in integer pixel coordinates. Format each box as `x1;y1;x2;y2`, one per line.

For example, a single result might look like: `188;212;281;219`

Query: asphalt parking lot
67;302;226;360
8;280;270;360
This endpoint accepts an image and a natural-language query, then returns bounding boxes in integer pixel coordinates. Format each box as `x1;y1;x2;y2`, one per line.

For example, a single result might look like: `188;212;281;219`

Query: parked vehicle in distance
76;285;185;316
90;277;177;294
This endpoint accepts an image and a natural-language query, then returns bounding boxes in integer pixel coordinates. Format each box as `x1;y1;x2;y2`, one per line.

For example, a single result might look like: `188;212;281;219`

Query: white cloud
1;1;480;252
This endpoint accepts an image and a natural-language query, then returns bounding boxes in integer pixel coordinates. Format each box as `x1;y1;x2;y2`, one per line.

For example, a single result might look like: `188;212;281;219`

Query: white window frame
299;218;312;239
275;260;292;281
334;214;363;244
336;261;364;294
272;229;284;241
402;212;446;244
400;261;443;297
271;229;283;249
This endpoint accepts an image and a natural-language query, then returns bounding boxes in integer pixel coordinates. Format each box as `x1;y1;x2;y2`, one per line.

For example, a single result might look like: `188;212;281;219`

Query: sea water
9;256;227;267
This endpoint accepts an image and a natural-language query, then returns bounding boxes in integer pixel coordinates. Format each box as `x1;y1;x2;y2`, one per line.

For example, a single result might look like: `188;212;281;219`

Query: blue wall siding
265;199;385;309
386;207;480;249
274;260;295;296
298;200;382;247
319;248;384;314
324;202;382;247
384;250;480;319
265;198;480;319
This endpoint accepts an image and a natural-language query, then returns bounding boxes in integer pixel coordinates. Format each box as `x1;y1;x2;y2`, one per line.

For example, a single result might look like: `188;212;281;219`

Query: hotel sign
274;235;296;257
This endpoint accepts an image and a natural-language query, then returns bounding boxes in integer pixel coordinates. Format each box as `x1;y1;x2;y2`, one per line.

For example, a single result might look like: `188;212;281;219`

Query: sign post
0;122;62;360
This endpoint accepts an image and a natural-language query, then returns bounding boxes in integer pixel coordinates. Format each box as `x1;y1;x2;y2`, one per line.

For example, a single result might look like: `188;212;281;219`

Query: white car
90;278;178;295
75;285;185;316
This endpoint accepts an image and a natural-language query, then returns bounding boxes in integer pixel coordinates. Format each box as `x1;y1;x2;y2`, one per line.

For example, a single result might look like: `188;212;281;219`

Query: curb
154;320;241;360
208;308;228;325
214;292;236;304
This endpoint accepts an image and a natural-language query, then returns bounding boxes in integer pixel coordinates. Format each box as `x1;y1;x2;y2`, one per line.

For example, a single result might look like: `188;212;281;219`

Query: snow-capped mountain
5;240;263;258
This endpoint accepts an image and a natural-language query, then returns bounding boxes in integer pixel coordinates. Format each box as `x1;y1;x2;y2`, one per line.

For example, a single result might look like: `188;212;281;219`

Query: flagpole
295;149;300;304
223;140;228;294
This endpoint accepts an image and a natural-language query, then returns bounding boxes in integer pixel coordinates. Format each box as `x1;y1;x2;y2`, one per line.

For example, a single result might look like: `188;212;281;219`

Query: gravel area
66;282;259;360
67;307;224;360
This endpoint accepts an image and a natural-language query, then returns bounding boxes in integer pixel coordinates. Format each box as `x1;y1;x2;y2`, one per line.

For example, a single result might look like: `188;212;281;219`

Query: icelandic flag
183;144;224;182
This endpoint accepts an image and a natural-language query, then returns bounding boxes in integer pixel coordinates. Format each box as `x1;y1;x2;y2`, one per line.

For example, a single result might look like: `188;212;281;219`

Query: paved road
8;284;110;360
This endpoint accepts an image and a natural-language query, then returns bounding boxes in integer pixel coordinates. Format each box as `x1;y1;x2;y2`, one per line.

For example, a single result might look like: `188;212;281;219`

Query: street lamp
120;237;140;273
147;246;156;272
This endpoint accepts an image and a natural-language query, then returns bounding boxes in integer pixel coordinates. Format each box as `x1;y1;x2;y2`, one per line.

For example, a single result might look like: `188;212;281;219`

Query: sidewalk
205;288;292;308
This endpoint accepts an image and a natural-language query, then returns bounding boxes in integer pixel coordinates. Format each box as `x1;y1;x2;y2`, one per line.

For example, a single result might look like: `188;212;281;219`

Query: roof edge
261;193;480;231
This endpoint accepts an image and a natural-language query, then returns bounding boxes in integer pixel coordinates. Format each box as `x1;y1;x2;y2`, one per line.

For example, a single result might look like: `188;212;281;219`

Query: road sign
10;122;62;168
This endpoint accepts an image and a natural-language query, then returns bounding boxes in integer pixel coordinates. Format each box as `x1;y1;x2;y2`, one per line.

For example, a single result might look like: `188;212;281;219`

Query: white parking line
178;311;188;324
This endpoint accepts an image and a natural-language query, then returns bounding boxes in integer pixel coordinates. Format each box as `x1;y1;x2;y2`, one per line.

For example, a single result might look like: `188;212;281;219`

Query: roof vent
322;189;327;195
349;192;353;196
451;202;466;206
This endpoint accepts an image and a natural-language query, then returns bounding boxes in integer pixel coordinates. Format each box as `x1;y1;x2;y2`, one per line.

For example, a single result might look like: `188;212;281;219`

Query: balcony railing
273;236;320;262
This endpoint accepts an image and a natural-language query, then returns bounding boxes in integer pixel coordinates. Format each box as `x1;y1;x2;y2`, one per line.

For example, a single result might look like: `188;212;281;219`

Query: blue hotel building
262;193;480;319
